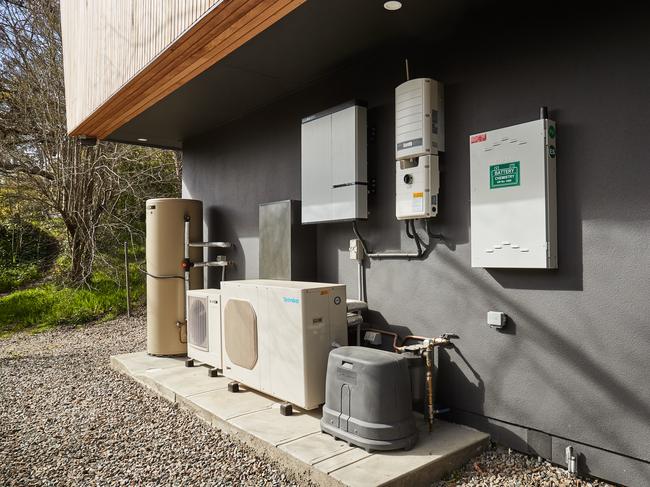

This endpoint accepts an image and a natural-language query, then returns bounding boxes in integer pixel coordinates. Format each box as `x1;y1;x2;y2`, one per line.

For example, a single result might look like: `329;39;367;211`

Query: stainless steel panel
259;200;315;281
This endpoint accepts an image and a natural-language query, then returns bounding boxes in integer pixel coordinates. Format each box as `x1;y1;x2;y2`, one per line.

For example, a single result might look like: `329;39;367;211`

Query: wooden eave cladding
71;0;305;139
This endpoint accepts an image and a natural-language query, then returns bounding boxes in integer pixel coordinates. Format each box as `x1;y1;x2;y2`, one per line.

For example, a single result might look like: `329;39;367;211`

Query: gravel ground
0;314;313;486
433;444;616;487
1;316;618;487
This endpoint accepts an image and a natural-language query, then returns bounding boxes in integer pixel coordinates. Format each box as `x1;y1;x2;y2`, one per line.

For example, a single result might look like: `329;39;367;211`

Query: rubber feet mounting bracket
280;403;293;416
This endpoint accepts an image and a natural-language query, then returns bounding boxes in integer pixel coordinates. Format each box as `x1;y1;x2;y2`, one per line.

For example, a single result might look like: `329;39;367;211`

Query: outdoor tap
181;258;194;271
394;333;458;432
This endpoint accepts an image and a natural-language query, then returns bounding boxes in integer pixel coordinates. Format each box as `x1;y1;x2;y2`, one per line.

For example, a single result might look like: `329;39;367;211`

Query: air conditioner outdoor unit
186;289;222;369
220;280;348;410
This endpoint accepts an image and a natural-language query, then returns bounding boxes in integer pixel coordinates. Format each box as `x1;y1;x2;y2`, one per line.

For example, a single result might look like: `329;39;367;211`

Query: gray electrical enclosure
259;200;316;281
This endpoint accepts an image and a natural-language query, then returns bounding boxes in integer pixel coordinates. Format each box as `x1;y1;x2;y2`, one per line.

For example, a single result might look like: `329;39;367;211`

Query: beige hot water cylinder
146;198;203;355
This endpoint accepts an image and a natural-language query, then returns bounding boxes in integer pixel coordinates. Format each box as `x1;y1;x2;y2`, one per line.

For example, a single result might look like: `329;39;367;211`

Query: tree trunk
65;220;93;285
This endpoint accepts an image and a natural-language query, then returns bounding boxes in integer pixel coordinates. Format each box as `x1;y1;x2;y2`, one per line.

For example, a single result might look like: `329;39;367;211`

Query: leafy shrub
0;218;59;292
0;267;145;336
0;263;40;293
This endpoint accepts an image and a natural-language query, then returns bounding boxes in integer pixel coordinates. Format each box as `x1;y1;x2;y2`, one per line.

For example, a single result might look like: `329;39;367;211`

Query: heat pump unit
220;280;347;410
186;289;222;368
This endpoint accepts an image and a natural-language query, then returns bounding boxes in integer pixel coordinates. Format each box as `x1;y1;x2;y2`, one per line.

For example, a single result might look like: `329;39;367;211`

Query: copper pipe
362;328;400;351
399;335;450;432
402;335;428;345
402;335;450;347
425;346;434;432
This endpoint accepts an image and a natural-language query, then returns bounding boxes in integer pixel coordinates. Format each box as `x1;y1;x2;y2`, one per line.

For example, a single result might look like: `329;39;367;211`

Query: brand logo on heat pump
282;297;300;304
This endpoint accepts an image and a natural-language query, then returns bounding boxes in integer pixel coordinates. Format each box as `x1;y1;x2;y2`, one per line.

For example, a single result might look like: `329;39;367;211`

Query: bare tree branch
0;0;181;285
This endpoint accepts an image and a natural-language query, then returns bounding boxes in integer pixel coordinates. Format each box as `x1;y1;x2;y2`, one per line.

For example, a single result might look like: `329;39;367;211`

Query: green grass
0;217;60;293
0;263;41;293
0;266;145;337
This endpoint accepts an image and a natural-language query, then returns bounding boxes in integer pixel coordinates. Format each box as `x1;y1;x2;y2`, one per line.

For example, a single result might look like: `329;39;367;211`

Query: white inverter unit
186;289;222;368
395;78;444;219
395;155;440;220
395;78;444;159
220;280;347;410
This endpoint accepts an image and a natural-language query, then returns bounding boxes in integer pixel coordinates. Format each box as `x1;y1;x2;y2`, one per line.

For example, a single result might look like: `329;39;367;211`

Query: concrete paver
230;406;321;446
279;431;355;465
140;365;229;400
110;351;184;374
184;385;275;420
330;421;489;487
314;448;370;475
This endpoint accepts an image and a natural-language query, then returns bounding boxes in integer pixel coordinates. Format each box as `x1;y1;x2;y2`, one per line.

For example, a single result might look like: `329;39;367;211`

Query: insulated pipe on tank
183;218;191;322
192;261;229;267
188;241;232;248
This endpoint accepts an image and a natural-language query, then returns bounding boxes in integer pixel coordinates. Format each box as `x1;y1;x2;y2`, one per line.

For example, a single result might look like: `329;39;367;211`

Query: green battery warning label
490;162;520;189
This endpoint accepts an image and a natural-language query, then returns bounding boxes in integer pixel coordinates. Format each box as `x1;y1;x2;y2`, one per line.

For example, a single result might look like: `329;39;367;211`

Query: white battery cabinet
301;102;367;224
470;118;557;269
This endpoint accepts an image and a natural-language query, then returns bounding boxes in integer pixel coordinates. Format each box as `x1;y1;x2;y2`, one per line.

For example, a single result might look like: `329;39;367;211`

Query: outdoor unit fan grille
188;295;209;351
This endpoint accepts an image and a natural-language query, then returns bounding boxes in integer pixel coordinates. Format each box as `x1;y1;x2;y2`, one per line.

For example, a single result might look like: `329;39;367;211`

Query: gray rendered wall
182;5;650;485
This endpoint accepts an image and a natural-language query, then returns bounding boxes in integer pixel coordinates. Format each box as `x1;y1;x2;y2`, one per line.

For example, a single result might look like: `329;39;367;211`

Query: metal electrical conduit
352;220;441;260
182;218;234;296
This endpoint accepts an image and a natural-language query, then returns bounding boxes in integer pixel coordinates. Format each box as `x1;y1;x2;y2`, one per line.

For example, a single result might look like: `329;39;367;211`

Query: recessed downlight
137;138;148;142
384;1;402;11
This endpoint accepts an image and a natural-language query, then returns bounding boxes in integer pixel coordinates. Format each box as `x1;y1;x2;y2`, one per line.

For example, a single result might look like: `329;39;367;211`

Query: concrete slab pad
230;406;321;446
111;351;490;487
182;386;275;421
330;421;489;487
280;432;355;465
110;351;184;374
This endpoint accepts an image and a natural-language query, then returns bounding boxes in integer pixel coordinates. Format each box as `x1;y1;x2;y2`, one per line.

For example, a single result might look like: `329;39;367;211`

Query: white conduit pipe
367;251;420;259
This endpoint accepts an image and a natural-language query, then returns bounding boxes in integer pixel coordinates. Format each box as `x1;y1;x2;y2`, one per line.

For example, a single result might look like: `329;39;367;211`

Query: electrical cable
410;220;423;256
352;221;371;255
405;219;414;239
412;220;430;250
137;263;184;280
